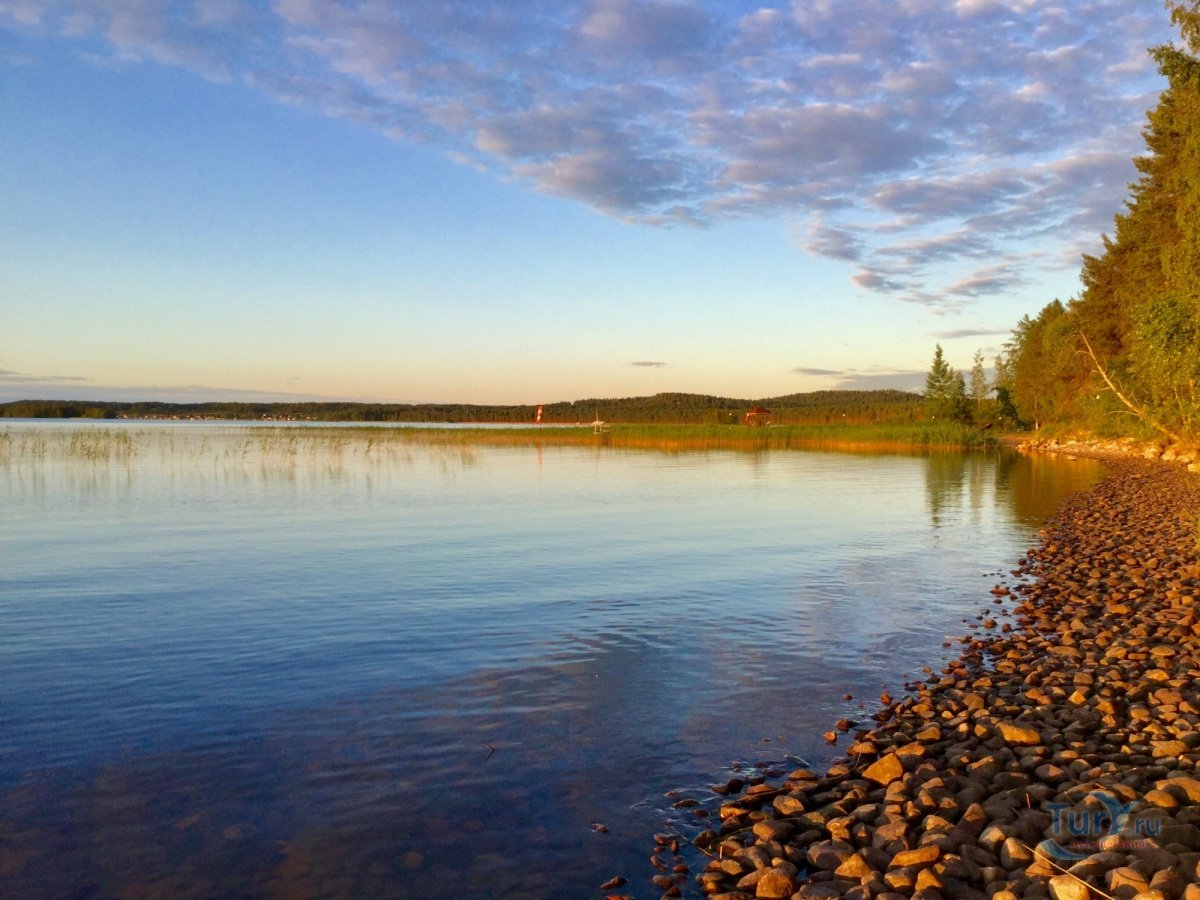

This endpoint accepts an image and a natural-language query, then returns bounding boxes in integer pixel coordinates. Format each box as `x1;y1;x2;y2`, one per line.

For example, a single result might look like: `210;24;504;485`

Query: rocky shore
646;458;1200;900
1011;436;1200;473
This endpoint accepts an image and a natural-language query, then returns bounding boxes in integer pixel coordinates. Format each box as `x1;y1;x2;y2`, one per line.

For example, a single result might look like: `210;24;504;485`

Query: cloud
789;364;927;391
835;369;927;391
804;218;864;261
0;0;1177;306
579;0;714;70
0;378;355;403
931;327;1010;340
869;171;1031;222
0;368;86;384
852;270;908;293
945;264;1025;296
630;360;667;367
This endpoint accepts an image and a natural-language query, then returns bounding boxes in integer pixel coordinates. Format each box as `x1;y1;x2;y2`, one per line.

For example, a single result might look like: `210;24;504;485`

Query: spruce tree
924;345;966;421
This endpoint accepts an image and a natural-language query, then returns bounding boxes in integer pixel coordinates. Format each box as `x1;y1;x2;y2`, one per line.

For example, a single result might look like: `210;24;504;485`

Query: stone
978;824;1008;851
967;756;1000;781
1106;867;1150;894
863;754;904;786
1048;876;1090;900
1157;776;1200;802
999;837;1034;869
914;866;943;891
1151;740;1188;759
890;846;941;869
1143;789;1179;810
751;819;793;842
834;853;876;880
794;885;844;899
915;725;943;743
754;867;795;899
772;794;805;816
806;840;855;871
997;722;1041;746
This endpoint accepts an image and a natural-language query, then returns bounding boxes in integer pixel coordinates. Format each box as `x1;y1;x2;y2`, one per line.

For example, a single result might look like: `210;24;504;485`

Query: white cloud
0;0;1179;308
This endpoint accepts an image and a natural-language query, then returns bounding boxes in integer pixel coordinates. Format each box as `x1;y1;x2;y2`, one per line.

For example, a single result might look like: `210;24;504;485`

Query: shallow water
0;423;1101;898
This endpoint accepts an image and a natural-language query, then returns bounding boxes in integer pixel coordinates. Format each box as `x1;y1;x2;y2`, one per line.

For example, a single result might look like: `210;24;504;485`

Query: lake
0;422;1102;898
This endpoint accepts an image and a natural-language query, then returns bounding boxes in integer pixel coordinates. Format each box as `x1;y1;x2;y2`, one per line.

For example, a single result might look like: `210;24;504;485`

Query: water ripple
0;425;1103;897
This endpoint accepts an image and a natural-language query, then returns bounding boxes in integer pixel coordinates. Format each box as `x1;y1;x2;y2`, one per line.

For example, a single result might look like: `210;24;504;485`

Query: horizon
0;2;1179;405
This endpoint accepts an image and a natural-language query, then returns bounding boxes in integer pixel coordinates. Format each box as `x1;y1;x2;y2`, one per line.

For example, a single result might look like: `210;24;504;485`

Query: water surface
0;423;1101;897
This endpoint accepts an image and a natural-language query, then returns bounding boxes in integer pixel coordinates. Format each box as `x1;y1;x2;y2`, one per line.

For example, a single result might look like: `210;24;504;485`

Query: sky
0;0;1181;405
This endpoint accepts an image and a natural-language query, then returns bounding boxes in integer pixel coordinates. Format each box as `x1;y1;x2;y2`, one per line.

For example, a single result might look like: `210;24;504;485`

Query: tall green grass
377;421;996;453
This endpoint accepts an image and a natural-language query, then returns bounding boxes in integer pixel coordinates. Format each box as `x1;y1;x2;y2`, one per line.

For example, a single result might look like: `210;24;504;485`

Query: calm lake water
0;422;1102;898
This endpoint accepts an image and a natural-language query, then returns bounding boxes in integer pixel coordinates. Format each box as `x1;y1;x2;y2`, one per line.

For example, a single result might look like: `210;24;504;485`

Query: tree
924;345;971;422
1011;301;1072;429
969;350;988;412
1069;26;1200;440
1169;0;1200;54
991;4;1200;441
924;345;954;414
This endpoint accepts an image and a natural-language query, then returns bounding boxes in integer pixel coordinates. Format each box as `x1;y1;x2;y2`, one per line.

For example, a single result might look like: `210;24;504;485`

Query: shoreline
659;458;1200;899
1004;434;1200;473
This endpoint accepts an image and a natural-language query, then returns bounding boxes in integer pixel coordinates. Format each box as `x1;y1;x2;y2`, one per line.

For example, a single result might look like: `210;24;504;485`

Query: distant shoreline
0;389;933;429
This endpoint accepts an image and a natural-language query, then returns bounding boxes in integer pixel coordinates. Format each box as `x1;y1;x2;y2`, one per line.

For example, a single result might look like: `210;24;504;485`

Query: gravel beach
650;457;1200;900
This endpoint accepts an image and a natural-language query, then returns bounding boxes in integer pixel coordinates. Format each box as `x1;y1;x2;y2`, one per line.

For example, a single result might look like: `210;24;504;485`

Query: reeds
0;421;996;472
367;422;997;454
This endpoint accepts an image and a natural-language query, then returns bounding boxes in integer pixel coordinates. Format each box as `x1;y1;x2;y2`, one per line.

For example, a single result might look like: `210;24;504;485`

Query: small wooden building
743;406;771;427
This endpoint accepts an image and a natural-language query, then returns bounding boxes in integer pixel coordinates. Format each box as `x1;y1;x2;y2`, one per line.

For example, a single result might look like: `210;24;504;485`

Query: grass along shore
0;421;997;466
331;421;997;454
654;458;1200;900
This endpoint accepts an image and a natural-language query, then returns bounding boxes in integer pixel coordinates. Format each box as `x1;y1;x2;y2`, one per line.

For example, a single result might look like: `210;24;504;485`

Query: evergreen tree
924;345;971;422
969;350;988;411
924;344;954;414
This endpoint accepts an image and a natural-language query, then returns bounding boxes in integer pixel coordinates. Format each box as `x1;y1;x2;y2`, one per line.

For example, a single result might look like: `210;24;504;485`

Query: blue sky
0;0;1178;404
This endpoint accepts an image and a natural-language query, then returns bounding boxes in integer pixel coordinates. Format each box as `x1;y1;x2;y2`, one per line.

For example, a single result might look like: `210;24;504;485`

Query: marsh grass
5;429;137;462
0;421;995;476
368;421;997;454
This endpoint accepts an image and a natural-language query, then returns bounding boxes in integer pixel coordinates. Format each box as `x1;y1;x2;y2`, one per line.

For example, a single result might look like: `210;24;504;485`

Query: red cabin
743;406;771;427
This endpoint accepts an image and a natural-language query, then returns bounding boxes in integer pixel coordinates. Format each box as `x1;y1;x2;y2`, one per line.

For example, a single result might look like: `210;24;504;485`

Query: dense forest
0;390;923;426
992;1;1200;444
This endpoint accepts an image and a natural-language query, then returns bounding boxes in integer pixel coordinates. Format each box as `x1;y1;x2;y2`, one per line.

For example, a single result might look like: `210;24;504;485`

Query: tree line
0;390;925;426
926;2;1200;444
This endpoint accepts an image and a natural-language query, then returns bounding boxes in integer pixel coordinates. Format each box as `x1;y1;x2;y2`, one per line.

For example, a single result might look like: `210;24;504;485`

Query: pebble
660;458;1200;900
